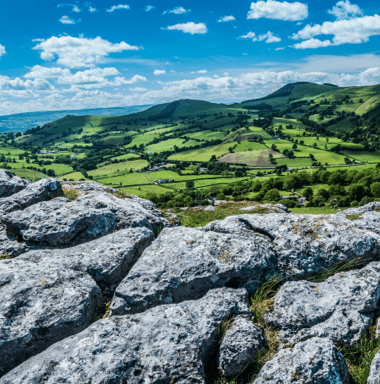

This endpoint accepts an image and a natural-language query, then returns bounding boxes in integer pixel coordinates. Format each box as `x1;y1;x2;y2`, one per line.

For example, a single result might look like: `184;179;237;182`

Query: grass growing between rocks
167;202;273;228
61;187;80;201
339;325;380;384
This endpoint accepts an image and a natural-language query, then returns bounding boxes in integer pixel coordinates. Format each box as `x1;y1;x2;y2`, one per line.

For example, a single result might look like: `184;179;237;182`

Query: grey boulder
0;170;30;197
0;256;103;376
266;262;380;345
19;227;154;294
239;204;290;214
368;348;380;384
253;337;349;384
1;288;251;384
206;212;380;276
111;225;276;315
0;178;62;214
219;316;266;377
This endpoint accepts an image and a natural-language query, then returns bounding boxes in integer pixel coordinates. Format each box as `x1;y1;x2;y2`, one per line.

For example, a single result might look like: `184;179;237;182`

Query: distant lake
0;105;153;132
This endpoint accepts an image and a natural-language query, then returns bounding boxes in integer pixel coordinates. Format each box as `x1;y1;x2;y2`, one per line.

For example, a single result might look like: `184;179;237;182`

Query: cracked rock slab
1;288;251;384
368;348;380;384
110;225;276;316
0;178;62;214
253;337;349;384
0;170;30;198
0;256;103;377
219;316;266;377
205;212;380;276
239;204;290;214
18;227;155;295
266;262;380;346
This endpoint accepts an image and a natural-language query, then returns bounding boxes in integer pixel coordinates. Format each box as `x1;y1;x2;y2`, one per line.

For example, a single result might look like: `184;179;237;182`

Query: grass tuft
62;187;80;201
0;253;11;260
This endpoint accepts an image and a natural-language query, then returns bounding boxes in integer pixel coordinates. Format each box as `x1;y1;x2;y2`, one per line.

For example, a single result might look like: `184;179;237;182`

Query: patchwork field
218;149;285;167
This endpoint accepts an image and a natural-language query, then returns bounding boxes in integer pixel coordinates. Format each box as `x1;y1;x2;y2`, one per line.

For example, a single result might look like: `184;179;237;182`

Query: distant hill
133;99;229;120
0;105;153;133
238;82;339;109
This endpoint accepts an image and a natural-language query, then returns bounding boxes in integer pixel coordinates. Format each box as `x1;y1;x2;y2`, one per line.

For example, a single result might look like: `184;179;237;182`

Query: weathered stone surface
19;227;155;294
62;180;121;194
0;223;31;257
0;178;62;214
206;212;380;276
240;204;290;214
368;348;380;384
253;337;349;384
0;256;103;376
111;225;276;316
1;288;251;384
1;192;169;247
219;316;266;377
204;205;216;211
340;202;380;216
266;262;380;346
0;170;30;197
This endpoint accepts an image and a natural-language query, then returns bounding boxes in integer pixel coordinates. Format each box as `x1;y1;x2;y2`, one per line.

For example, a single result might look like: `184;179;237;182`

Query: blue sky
1;0;380;115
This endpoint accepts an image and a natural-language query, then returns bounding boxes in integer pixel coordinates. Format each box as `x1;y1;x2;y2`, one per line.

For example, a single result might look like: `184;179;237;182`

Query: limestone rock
368;348;380;384
204;205;216;211
239;204;290;214
219;316;266;377
0;288;251;384
0;256;103;376
1;192;168;247
19;227;154;295
0;178;62;214
0;170;30;197
266;262;380;345
111;225;276;316
0;223;31;257
205;213;380;276
340;201;380;217
61;180;121;194
253;337;349;384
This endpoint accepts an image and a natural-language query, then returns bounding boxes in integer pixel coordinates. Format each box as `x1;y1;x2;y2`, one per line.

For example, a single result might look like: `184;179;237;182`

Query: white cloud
72;5;81;12
163;6;190;15
247;0;308;21
24;66;72;78
106;4;130;12
218;15;236;23
154;69;166;75
145;5;155;12
191;70;207;74
239;31;281;43
0;45;6;57
0;76;54;91
59;15;80;24
57;67;121;84
33;35;142;68
328;0;363;20
163;22;208;35
130;87;149;91
88;6;98;12
292;15;380;48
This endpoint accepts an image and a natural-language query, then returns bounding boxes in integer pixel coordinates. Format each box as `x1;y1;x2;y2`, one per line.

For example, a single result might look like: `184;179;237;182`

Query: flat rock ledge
253;337;350;384
0;288;251;384
0;170;30;198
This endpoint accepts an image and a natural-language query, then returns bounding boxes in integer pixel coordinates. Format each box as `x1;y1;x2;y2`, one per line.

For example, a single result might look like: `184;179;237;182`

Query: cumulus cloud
88;6;98;12
247;0;308;21
0;76;54;91
218;15;236;22
328;0;363;20
239;31;281;43
145;5;155;12
191;70;207;74
33;35;142;68
0;44;6;57
162;22;208;35
24;66;72;78
106;4;130;12
59;15;81;24
292;15;380;48
163;6;190;15
154;69;166;75
130;87;149;92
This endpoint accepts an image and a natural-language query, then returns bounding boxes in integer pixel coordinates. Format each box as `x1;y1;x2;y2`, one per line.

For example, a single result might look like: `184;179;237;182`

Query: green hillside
2;81;380;202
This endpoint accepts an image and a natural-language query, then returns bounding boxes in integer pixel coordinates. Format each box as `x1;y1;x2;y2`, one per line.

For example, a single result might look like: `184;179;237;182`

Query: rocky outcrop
0;170;30;197
239;203;290;214
219;317;265;377
0;178;62;214
0;288;251;384
0;255;103;376
253;337;349;384
18;227;154;295
110;225;276;315
266;262;380;345
205;212;380;276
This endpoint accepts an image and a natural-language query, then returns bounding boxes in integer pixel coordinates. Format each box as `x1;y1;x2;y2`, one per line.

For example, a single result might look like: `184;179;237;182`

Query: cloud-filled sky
1;0;380;115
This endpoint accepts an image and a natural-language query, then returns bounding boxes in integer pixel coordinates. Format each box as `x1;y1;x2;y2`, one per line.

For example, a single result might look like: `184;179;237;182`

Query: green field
89;160;149;177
